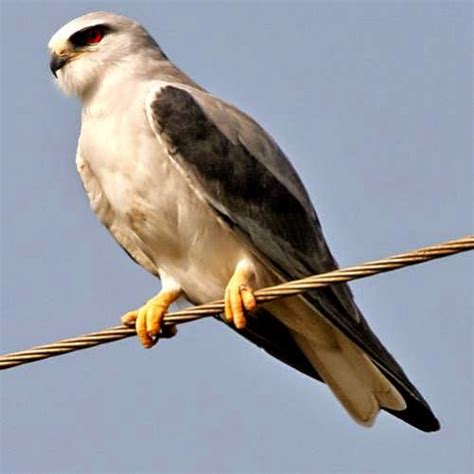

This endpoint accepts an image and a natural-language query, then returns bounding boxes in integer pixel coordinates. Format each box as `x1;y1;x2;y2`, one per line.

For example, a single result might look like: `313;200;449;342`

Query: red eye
84;28;103;44
70;25;109;48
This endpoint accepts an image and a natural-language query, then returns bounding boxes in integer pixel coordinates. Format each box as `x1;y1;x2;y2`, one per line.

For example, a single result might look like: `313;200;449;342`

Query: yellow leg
224;260;257;329
122;287;181;349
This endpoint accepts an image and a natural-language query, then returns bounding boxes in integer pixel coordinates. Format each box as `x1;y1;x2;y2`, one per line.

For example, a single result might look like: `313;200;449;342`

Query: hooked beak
50;52;71;78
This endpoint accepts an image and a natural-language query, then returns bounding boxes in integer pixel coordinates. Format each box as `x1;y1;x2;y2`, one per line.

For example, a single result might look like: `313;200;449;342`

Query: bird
48;11;439;432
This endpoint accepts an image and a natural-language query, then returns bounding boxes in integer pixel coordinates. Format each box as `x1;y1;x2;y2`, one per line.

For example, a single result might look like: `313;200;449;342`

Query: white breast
77;85;272;304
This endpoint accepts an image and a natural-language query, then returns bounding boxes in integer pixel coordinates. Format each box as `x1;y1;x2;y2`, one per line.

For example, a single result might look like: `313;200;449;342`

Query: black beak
50;53;70;78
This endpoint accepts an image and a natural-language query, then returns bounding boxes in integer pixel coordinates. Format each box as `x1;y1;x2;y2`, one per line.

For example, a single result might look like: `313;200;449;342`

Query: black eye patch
69;24;113;48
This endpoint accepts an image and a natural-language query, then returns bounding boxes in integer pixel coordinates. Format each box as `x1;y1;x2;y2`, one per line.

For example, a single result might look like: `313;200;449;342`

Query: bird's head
48;12;163;98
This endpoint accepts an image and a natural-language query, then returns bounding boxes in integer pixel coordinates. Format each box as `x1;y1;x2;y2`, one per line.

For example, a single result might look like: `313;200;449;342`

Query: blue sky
1;1;472;473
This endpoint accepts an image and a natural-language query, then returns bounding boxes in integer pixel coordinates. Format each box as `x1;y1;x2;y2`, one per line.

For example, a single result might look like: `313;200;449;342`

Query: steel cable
1;235;472;371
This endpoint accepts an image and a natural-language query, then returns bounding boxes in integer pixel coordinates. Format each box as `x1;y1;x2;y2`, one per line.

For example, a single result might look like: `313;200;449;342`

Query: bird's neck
80;53;205;114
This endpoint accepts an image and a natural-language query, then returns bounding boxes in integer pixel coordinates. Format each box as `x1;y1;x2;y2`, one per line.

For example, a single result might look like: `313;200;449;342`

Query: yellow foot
224;261;257;330
122;290;180;349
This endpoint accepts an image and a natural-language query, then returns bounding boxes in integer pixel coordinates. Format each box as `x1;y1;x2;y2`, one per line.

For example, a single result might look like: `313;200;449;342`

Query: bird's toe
224;276;256;330
136;305;155;348
145;299;167;338
121;311;137;326
122;292;178;349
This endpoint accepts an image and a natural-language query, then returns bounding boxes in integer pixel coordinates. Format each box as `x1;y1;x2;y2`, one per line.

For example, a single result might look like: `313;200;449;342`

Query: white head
48;12;166;98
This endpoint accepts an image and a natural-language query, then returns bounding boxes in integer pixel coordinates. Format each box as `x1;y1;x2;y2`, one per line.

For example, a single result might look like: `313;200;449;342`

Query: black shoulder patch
151;86;317;272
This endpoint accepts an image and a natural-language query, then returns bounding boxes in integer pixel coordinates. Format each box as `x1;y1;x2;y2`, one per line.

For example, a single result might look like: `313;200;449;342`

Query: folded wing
146;83;439;432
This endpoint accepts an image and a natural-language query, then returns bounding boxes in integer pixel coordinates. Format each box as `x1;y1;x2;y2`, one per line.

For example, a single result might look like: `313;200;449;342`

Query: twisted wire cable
1;235;472;371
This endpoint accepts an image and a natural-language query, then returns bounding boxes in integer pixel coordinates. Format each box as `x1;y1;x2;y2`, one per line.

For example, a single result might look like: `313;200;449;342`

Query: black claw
160;325;178;338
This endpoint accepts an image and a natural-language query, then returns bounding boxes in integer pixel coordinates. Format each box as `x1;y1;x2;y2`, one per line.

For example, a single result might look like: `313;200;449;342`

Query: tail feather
334;330;406;411
293;333;371;425
264;296;437;430
294;330;406;425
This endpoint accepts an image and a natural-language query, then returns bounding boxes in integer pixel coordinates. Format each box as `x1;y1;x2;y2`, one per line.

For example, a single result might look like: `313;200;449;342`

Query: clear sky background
1;1;472;473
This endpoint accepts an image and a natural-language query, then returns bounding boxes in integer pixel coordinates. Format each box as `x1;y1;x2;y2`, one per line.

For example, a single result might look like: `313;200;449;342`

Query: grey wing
147;84;439;431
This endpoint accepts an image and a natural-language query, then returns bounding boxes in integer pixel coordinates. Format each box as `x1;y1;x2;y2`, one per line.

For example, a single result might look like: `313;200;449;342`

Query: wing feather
146;84;439;431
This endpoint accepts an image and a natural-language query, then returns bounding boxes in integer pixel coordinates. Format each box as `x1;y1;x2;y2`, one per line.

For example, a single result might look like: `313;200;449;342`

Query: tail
231;298;439;431
268;296;406;426
293;330;406;425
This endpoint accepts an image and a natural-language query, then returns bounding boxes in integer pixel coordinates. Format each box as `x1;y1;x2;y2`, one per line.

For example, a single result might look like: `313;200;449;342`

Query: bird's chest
79;113;196;245
77;112;251;301
80;115;171;210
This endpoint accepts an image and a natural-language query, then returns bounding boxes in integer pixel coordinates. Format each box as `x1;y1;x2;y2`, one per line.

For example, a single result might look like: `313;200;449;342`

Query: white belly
78;111;275;304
